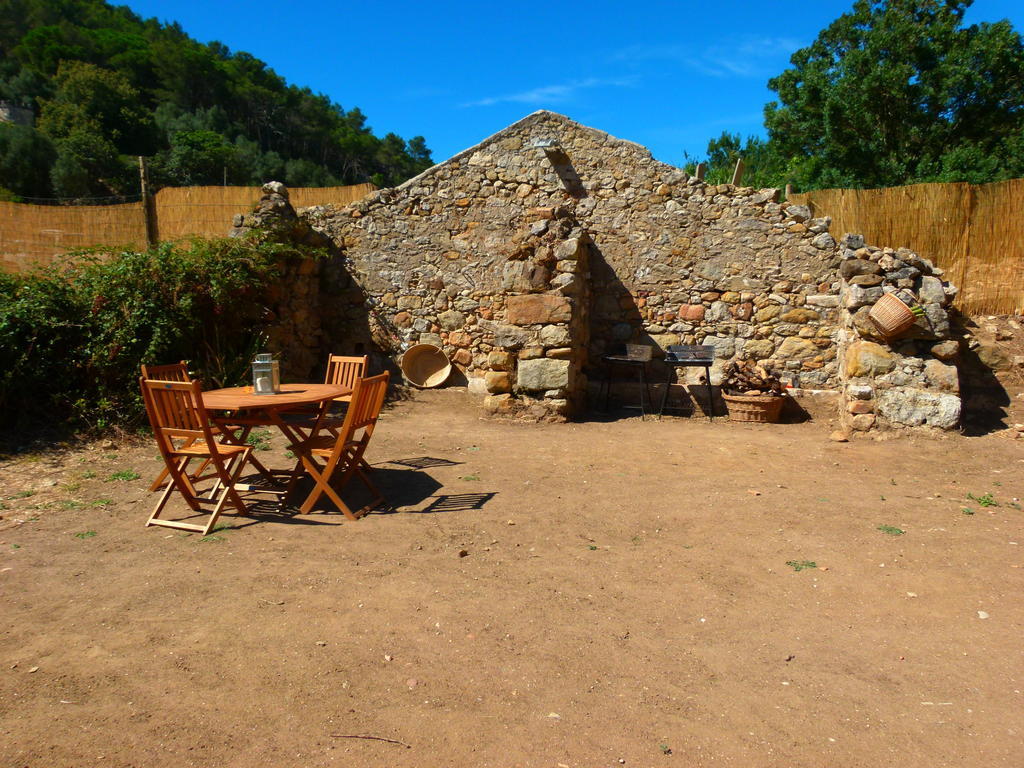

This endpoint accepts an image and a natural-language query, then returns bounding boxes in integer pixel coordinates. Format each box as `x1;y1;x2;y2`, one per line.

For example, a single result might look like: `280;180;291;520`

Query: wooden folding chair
140;377;253;535
287;372;390;519
141;362;273;490
282;354;368;436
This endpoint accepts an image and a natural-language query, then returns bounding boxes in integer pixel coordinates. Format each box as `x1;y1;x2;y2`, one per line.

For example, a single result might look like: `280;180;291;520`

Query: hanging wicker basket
722;393;785;423
868;292;917;339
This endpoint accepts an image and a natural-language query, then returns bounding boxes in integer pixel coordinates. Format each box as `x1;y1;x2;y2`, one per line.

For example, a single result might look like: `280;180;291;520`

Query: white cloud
461;76;637;108
616;36;802;79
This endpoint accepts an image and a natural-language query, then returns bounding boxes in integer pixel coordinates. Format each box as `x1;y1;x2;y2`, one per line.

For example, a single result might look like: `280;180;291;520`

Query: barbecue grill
660;345;715;419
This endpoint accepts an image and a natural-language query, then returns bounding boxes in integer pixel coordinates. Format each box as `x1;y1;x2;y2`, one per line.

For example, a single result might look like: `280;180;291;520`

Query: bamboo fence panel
0;183;376;274
790;180;1023;315
963;178;1024;316
153;183;375;241
0;200;147;273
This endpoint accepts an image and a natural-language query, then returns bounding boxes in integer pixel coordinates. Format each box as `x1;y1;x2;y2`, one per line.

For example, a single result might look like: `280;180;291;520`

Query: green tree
764;0;1024;189
0;124;56;197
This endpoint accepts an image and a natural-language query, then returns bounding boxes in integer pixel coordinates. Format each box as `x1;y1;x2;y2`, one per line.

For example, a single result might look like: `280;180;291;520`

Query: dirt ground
2;376;1024;767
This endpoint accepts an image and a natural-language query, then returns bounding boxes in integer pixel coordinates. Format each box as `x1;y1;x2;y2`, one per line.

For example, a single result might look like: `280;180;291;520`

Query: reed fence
0;182;375;273
789;179;1024;316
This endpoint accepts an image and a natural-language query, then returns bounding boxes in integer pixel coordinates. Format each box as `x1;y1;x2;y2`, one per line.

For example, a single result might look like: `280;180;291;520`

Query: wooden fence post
731;158;745;186
695;163;706;181
138;156;157;247
784;183;793;201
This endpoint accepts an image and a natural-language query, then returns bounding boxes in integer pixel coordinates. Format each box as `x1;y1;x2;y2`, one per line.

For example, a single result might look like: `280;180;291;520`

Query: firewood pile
721;360;785;396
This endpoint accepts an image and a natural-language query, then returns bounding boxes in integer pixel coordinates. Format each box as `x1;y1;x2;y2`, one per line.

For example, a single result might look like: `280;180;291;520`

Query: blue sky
120;0;1024;168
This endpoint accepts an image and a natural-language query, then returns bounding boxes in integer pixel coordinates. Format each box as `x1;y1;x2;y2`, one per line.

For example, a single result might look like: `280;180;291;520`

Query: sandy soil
1;385;1023;768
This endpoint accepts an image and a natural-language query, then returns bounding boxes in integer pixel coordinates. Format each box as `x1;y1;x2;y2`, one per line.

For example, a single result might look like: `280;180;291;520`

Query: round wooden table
203;383;349;413
203;383;351;491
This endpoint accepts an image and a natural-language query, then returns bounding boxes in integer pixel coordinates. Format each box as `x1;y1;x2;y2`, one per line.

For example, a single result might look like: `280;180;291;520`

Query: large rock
840;259;881;279
876;388;961;429
918;276;947;306
743;339;776;360
478;319;532;349
437;310;465;330
507;294;571;325
539;324;570;346
924;359;959;392
775;337;819;361
517;358;570;392
780;308;820;324
976;342;1011;370
702;335;735;358
844;341;897;377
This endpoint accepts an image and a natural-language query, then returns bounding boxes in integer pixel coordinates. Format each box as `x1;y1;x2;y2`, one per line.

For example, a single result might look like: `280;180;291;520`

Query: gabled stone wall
251;110;963;431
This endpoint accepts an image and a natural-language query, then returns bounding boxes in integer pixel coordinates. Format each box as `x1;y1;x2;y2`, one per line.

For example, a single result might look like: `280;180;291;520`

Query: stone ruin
235;111;963;434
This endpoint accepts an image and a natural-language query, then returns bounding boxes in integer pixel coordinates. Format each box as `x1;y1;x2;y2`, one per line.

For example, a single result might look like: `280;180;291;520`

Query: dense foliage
0;237;306;431
688;0;1024;191
0;0;433;200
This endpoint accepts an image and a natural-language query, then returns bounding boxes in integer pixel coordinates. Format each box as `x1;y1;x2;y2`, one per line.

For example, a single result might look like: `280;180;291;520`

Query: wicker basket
868;292;916;339
722;393;785;423
400;344;452;388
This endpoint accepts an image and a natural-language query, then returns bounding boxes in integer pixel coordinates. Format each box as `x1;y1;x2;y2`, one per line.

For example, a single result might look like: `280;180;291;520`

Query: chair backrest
331;371;389;455
140;377;217;455
141;361;190;382
324;354;368;390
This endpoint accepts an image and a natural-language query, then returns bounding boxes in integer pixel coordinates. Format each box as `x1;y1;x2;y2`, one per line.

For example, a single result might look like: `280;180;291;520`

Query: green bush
0;236;309;431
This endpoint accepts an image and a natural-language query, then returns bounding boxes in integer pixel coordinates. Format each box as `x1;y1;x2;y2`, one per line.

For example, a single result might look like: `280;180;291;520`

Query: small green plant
967;492;998;507
81;470;96;479
877;525;905;536
11;543;20;549
199;533;225;543
74;530;97;539
588;545;598;551
786;560;817;571
59;500;84;510
105;469;140;482
11;490;34;499
962;507;975;515
460;474;480;482
284;449;295;459
246;429;273;451
90;498;113;507
659;744;673;755
62;481;81;493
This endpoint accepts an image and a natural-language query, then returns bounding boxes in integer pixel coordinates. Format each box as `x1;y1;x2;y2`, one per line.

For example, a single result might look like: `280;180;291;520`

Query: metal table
658;345;715;419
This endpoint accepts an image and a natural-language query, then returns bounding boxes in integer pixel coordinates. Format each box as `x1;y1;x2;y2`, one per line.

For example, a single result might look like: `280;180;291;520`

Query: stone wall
243;111;963;431
835;234;961;432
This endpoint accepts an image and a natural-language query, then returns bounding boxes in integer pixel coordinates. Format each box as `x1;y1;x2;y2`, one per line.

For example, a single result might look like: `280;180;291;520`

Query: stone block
679;304;705;321
742;339;776;360
918;276;946;306
546;347;573;359
775;337;819;361
876;388;961;429
731;302;754;320
484;371;513;394
539;324;570;346
397;295;423;310
840;259;881;279
850;413;877;431
554;238;583;260
924;359;959;392
780;308;819;324
438;310;465;330
452;349;472;366
753;305;780;322
847;400;874;414
811;232;836;250
849;274;883;287
517;358;570;392
847;384;873;399
785;205;811;222
702;335;735;359
478;319;532;349
507;294;571;325
930;340;959;361
805;294;840;308
845;284;884;308
844;341;897;377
